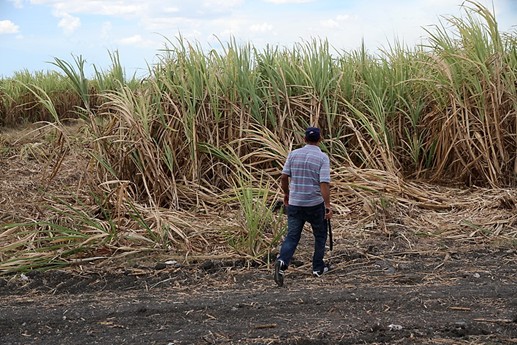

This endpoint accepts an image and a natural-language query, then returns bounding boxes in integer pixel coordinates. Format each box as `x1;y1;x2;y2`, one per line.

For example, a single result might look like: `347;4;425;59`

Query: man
274;127;333;287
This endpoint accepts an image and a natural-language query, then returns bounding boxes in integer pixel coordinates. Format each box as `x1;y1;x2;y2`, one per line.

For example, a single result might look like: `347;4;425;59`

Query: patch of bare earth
0;247;516;344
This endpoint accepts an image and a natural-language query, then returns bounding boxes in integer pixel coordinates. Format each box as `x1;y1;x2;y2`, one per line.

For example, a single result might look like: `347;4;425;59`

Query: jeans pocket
287;205;299;217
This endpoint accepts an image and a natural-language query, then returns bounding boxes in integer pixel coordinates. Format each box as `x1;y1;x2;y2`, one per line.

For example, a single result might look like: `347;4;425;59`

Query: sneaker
312;264;330;277
274;260;285;287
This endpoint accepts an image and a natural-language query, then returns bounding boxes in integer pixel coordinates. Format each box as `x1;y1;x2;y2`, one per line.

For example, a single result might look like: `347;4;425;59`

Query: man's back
282;144;330;207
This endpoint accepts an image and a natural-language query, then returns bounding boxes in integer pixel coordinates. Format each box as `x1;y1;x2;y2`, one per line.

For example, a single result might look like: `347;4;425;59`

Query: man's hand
325;207;333;220
321;182;332;219
281;174;289;206
280;174;289;206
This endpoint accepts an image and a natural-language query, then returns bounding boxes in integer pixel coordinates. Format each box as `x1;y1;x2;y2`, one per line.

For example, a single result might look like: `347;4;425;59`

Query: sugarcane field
1;2;516;344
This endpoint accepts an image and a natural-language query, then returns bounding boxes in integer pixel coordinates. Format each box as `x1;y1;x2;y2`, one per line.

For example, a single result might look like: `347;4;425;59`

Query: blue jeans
278;202;327;272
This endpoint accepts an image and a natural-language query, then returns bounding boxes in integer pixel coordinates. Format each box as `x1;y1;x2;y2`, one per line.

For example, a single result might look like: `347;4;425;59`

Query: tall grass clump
0;51;142;127
0;70;83;126
226;174;286;260
92;50;141;92
82;1;517;216
417;0;517;186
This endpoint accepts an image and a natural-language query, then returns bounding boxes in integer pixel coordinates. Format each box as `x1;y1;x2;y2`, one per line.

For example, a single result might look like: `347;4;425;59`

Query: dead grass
0;122;515;274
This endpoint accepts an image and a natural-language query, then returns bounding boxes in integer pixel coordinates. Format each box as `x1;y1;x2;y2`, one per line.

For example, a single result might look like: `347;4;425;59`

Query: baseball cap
305;127;321;142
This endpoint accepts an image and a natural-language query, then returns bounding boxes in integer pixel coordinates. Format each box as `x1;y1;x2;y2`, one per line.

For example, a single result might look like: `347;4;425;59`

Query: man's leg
277;205;304;268
308;203;327;273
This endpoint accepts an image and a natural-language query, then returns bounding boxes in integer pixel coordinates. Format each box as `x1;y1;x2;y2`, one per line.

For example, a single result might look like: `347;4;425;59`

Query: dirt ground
1;242;515;345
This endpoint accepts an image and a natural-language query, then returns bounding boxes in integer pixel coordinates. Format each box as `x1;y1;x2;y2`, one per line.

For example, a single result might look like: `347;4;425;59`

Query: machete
327;218;333;251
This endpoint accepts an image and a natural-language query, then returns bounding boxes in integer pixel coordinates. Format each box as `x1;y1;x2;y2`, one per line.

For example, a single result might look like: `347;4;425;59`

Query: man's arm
320;182;333;219
281;173;289;206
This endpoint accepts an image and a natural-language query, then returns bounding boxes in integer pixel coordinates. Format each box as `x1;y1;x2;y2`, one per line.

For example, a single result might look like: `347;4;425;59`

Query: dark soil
1;246;516;345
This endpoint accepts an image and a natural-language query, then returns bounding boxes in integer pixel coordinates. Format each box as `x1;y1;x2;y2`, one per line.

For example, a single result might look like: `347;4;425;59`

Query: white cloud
163;7;180;14
142;16;196;32
28;0;241;17
118;34;155;47
262;0;314;3
101;21;112;41
250;22;273;33
215;17;243;37
29;0;147;17
336;14;351;21
119;34;144;45
0;20;20;34
8;0;24;8
203;0;243;10
56;12;81;35
320;19;339;29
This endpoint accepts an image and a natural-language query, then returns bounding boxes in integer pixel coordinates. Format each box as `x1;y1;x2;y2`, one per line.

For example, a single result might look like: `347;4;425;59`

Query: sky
1;0;516;78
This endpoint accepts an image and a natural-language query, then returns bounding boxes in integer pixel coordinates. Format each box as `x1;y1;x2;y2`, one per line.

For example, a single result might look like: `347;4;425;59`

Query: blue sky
1;0;516;78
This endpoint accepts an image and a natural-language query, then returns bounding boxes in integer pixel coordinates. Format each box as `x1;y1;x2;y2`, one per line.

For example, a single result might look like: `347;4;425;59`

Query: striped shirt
282;144;331;207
